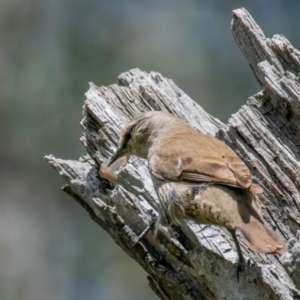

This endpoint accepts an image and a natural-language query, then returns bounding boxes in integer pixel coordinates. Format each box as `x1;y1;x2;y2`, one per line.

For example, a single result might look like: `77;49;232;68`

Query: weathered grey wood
45;8;300;300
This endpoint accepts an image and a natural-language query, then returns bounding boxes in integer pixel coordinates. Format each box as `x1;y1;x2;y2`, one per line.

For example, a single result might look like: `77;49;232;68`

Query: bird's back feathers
149;121;254;191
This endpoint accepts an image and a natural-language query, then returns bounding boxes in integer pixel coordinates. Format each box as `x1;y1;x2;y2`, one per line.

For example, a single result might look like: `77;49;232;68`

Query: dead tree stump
45;8;300;300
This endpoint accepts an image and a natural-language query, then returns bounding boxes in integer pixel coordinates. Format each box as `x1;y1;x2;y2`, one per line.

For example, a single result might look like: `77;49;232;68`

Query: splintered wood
46;8;300;300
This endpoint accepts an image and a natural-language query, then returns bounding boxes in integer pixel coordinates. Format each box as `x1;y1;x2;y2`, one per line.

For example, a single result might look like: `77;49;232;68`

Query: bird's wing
149;132;253;190
182;155;252;188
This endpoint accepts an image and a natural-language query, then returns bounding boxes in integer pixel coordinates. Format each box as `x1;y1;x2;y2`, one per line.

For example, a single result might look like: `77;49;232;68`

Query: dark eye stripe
125;130;132;140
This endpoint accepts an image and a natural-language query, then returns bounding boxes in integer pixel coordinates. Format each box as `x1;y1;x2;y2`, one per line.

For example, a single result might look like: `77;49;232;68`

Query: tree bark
45;8;300;300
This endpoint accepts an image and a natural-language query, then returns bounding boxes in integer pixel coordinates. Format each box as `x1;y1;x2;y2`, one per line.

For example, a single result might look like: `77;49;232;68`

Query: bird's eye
125;130;132;140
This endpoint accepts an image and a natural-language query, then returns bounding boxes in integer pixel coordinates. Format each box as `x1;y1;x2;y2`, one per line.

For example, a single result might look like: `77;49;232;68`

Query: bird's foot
131;211;157;249
236;258;256;281
236;258;245;282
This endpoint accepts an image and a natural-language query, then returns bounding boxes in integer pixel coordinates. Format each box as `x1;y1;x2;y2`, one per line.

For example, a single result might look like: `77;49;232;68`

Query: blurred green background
1;1;300;299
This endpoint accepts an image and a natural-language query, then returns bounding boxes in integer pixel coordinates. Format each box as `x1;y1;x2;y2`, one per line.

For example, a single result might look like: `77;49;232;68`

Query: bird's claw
131;214;157;249
236;259;244;282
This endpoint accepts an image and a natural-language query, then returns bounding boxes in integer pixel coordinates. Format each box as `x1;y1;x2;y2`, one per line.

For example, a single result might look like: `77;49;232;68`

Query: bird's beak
100;147;130;182
107;147;128;167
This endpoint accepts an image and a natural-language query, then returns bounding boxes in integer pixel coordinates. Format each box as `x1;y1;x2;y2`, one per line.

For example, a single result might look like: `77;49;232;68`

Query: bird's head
107;112;152;167
107;111;172;167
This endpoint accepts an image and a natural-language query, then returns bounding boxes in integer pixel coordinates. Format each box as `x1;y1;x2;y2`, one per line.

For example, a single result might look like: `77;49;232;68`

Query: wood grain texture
45;8;300;300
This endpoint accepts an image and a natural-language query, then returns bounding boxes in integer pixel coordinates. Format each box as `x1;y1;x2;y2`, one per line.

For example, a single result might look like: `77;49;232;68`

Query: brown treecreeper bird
105;111;287;278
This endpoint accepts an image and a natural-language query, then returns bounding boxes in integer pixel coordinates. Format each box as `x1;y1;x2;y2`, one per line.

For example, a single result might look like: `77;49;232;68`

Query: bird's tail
238;204;288;254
